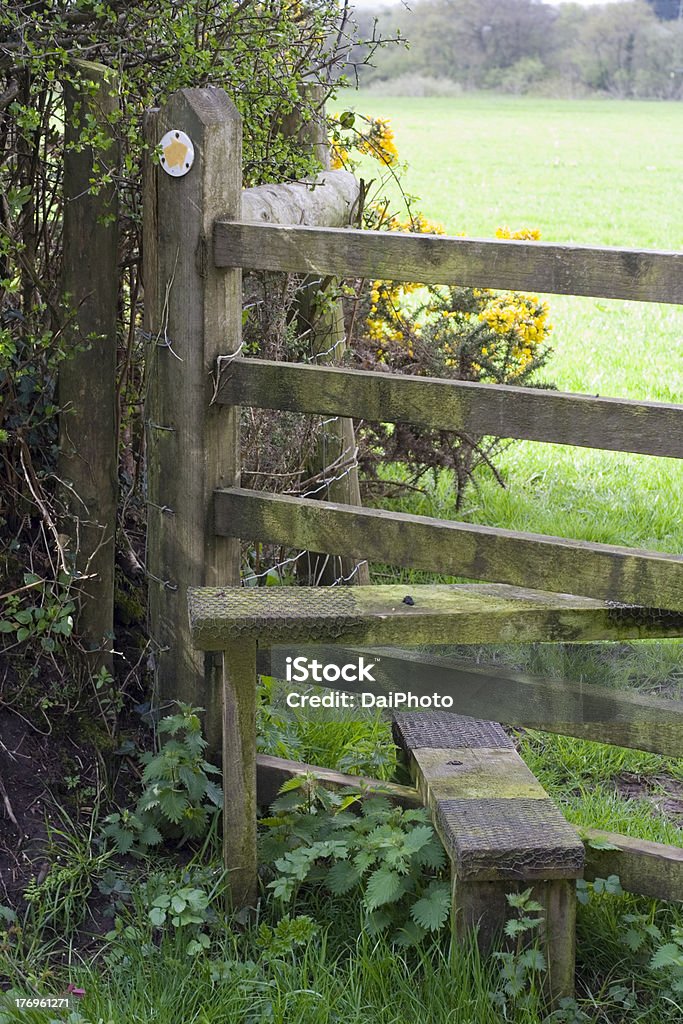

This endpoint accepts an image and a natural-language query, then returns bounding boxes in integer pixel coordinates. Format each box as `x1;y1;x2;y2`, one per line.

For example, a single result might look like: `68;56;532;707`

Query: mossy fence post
58;60;120;669
143;88;243;761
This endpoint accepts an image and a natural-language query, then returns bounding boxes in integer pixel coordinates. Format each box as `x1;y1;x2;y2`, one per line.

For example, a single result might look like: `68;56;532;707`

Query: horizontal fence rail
214;222;683;305
214;488;683;613
218;358;683;459
283;645;683;758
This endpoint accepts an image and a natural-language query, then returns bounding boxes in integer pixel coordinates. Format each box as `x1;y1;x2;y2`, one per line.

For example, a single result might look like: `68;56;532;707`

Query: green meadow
350;95;683;553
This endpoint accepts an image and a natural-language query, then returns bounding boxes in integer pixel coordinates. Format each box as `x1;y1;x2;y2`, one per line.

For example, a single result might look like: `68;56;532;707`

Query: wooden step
393;712;584;1004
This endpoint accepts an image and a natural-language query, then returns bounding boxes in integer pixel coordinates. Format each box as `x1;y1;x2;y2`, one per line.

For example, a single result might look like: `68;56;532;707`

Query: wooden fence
143;88;683;940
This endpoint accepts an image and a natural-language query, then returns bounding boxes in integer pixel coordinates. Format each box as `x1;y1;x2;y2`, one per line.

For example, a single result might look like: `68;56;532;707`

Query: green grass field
350;94;683;553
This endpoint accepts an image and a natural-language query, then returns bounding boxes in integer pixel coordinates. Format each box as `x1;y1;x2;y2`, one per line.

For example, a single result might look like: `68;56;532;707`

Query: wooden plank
214;488;683;613
189;583;683;652
583;829;683;902
58;60;119;666
213;222;683;305
144;89;242;754
394;714;581;1004
255;753;421;810
219;358;683;460
222;639;257;908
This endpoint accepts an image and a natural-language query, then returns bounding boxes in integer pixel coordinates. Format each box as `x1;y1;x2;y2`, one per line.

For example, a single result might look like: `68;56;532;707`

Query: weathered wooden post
281;85;369;585
143;89;242;760
58;60;120;667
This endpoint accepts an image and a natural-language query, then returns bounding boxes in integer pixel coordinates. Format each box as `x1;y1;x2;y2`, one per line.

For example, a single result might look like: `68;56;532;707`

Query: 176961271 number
13;997;75;1010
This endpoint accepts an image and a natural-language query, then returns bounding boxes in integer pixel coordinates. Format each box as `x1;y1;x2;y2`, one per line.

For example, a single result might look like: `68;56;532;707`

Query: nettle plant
103;704;222;853
0;573;75;654
261;777;451;947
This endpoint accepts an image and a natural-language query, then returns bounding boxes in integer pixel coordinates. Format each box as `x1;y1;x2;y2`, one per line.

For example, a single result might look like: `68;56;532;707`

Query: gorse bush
352;217;554;508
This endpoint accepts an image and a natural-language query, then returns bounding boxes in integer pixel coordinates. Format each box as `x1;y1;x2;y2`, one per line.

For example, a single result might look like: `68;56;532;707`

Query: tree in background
360;0;683;98
647;0;683;20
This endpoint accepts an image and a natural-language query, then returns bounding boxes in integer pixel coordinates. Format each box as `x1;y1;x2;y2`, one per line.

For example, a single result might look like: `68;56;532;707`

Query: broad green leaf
650;943;683;969
410;884;450;932
402;824;434;855
364;867;403;911
158;787;189;824
326;860;361;896
149;906;166;927
519;948;546;972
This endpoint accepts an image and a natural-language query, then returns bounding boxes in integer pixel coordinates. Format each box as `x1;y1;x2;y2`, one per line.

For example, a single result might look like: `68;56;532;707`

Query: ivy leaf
409;883;450;932
364;867;404;910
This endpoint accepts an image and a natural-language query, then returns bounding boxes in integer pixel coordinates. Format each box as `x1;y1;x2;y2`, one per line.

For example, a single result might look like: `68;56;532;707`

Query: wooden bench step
393;712;583;1002
393;714;584;881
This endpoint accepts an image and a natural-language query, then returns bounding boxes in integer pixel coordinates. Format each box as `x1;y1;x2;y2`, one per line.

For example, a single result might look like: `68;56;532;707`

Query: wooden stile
138;84;683;977
393;713;583;1004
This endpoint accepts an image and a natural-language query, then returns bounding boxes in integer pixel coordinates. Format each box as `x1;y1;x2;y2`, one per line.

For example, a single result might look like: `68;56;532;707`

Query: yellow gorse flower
495;226;542;241
363;216;551;379
356;118;399;166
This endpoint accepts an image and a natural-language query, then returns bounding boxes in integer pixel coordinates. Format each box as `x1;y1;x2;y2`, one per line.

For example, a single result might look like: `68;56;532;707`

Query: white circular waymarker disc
159;129;195;177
